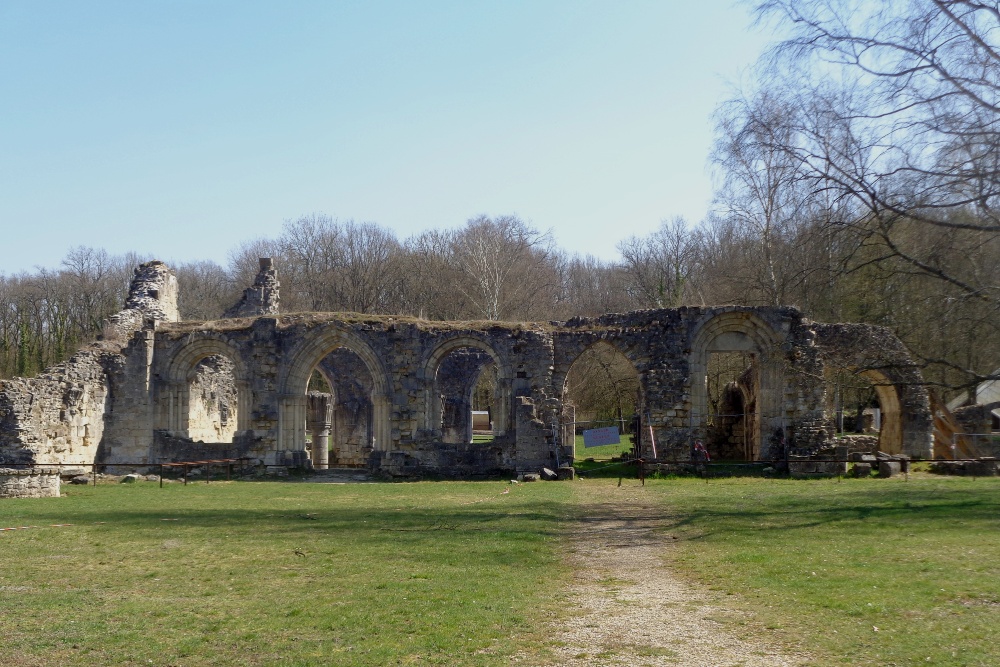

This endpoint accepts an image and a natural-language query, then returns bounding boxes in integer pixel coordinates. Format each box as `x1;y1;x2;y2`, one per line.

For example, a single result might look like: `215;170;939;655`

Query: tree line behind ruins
0;1;997;403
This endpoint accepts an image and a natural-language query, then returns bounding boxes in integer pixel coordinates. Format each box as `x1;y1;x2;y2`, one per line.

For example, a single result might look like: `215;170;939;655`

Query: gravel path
547;485;810;667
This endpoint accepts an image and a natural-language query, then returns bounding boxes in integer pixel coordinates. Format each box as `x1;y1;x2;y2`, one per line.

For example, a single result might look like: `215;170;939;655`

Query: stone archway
422;336;514;440
689;312;785;460
278;327;391;455
561;339;642;460
157;337;251;439
812;322;934;459
859;369;904;454
310;348;376;466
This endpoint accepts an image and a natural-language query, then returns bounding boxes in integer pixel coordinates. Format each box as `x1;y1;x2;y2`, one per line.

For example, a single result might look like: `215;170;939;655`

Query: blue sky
0;1;771;274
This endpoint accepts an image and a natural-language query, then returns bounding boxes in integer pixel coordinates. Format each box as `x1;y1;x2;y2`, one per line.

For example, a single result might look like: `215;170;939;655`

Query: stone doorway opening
305;347;375;468
704;351;759;461
470;363;498;444
435;346;499;445
561;341;641;462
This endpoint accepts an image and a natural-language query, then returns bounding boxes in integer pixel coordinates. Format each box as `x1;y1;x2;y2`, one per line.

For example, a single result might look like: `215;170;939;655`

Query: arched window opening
308;369;331;393
562;343;641;461
436;347;496;444
187;354;239;443
705;351;759;461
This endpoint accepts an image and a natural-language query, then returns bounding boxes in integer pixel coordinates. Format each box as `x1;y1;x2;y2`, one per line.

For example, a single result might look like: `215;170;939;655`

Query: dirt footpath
548;484;809;667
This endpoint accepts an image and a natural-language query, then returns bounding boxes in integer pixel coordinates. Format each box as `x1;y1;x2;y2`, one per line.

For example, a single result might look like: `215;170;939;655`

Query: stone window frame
421;335;514;439
156;338;251;439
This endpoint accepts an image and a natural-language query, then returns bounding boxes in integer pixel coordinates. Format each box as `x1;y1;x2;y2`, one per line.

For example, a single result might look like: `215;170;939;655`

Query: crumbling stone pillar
307;392;333;470
224;257;280;318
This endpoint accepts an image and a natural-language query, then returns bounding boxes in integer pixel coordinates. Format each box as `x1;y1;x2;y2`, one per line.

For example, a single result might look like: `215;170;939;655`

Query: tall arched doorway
690;313;784;461
278;327;391;460
562;341;641;462
306;346;376;467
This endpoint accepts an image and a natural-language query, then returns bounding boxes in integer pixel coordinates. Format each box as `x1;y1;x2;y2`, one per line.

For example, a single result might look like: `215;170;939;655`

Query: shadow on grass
0;489;571;543
653;481;1000;539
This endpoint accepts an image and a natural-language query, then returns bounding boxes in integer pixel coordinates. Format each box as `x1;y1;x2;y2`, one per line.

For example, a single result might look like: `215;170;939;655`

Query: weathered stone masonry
0;468;60;499
0;261;178;469
0;260;935;477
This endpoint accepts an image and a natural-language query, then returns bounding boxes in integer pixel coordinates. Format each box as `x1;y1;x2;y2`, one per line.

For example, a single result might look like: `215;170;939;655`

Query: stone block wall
0;350;109;466
838;434;880;453
514;396;557;471
952;402;1000;435
151;430;259;463
145;303;931;476
187;355;239;443
0;468;61;498
813;323;933;458
0;261;178;467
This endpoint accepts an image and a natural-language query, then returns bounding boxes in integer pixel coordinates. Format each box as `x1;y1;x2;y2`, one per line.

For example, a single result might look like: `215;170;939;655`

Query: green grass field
3;474;999;666
651;474;1000;666
0;480;573;666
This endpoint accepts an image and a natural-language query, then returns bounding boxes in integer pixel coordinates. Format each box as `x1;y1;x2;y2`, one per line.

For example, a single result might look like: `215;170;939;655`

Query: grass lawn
642;474;1000;666
3;474;1000;666
0;480;573;666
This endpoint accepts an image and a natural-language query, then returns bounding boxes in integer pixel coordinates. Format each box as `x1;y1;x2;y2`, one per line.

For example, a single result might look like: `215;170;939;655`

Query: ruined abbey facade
0;260;934;476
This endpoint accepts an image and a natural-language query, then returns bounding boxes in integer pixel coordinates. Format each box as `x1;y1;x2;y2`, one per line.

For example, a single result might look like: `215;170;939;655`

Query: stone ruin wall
812;322;933;457
0;258;935;479
0;350;109;468
224;257;280;319
0;261;178;469
952;402;1000;435
551;307;841;461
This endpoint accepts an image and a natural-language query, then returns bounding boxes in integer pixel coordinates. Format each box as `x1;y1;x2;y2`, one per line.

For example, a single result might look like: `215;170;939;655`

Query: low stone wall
838;434;880;453
372;441;513;478
152;430;259;463
0;468;61;499
930;458;999;477
788;445;849;478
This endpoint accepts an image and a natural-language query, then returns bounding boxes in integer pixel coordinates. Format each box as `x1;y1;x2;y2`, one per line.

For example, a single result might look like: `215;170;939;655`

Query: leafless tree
335;221;403;314
175;260;239;321
399;229;471;320
720;0;1000;388
712;93;809;306
554;253;637;318
617;217;703;308
448;215;557;321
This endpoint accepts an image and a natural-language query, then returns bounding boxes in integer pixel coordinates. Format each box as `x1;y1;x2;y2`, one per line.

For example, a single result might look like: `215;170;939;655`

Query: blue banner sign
582;426;620;448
